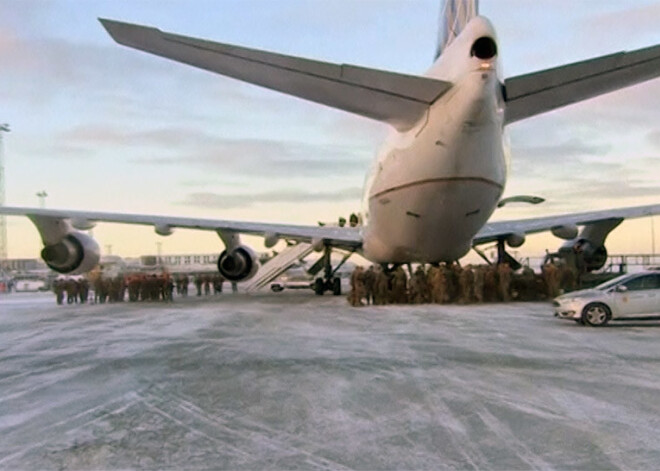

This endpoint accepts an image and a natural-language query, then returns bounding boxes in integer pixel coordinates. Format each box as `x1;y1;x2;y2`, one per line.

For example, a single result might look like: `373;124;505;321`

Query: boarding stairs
242;242;315;293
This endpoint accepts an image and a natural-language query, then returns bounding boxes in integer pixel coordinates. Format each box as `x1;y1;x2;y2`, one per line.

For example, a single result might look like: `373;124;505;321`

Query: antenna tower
0;123;9;261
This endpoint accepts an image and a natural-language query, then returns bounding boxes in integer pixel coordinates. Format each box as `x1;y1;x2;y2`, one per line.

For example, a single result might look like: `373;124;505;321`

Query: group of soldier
193;273;229;296
52;272;230;305
52;277;91;305
347;260;579;307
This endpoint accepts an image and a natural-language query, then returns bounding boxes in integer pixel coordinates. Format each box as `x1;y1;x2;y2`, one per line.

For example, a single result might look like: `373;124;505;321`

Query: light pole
652;217;656;257
0;123;9;261
36;190;48;208
156;242;162;264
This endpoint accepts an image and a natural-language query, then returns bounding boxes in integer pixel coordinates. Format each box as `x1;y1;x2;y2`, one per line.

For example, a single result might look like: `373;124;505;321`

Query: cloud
46;122;373;176
0;24;256;119
514;137;612;162
556;179;660;202
60;125;214;148
510;135;614;181
584;3;660;44
505;156;660;212
647;130;660;150
128;134;371;178
179;187;363;209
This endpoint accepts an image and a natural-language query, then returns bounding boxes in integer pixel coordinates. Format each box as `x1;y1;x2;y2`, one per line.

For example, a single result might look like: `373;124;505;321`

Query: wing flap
504;44;660;123
100;19;452;131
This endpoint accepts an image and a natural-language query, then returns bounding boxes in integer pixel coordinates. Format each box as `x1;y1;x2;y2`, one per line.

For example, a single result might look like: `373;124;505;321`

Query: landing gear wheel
582;303;611;327
313;278;325;296
331;277;341;296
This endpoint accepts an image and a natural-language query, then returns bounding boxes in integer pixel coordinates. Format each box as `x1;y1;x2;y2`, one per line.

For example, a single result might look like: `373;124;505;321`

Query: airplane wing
0;206;363;250
474;203;660;244
99;19;452;132
504;44;660;123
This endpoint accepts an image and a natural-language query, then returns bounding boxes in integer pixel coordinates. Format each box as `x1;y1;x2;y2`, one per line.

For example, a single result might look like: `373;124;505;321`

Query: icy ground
2;292;660;469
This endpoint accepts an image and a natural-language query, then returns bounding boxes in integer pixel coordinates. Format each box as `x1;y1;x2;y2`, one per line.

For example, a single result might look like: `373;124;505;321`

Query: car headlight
559;298;579;304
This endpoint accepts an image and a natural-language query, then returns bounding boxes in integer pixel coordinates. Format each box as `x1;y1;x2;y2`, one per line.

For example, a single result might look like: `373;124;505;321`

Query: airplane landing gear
312;276;342;296
310;245;353;296
472;239;522;270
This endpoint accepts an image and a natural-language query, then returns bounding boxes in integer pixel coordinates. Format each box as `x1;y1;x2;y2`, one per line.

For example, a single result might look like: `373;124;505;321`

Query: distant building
1;258;47;272
145;253;219;267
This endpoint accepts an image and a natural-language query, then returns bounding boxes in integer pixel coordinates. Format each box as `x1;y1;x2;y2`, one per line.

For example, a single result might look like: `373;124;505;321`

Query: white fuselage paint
361;17;508;263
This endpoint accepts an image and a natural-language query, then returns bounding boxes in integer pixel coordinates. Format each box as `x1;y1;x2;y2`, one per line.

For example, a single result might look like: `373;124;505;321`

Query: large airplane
1;0;660;294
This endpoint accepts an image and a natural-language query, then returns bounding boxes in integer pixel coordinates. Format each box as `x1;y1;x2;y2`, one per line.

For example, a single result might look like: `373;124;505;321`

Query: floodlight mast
36;191;48;208
0;123;10;262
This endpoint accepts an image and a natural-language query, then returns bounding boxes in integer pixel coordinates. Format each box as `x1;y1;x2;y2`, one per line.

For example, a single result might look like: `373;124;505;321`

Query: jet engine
217;245;259;282
573;240;608;272
581;242;608;271
551;219;622;273
41;232;101;275
556;239;608;272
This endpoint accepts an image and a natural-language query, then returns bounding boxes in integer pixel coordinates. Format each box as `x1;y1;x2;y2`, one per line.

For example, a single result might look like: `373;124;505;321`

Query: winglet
99;18;161;50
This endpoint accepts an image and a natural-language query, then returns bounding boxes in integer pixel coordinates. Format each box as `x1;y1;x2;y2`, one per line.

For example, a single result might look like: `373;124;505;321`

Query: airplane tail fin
435;0;479;59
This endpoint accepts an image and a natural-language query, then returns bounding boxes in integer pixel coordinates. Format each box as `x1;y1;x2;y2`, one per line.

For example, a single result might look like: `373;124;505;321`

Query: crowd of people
347;261;579;307
52;273;228;305
51;261;579;307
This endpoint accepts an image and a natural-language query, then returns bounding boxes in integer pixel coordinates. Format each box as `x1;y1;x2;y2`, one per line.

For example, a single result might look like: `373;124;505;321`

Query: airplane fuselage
361;17;508;263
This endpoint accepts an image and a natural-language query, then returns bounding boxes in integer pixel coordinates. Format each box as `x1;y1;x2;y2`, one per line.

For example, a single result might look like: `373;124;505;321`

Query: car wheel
582;303;611;327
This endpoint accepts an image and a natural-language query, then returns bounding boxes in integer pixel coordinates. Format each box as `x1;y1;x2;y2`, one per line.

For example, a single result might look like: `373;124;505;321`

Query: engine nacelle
551;224;578;240
217;245;259;282
558;239;608;272
41;232;101;275
506;232;526;248
577;240;608;272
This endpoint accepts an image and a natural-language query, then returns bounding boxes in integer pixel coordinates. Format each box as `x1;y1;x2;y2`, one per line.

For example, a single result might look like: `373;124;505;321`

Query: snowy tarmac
2;291;660;470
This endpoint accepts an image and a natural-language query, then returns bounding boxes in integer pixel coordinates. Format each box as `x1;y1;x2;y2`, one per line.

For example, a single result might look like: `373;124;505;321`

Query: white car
553;269;660;326
13;277;48;292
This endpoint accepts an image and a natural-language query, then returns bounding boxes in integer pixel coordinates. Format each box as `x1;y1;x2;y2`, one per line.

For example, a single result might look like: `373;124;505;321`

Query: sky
1;0;659;263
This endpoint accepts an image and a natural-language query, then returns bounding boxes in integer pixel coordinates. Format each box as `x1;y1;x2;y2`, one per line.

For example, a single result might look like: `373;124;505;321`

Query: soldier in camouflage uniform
458;265;474;304
391;266;408;304
373;266;389;305
363;266;376;305
53;279;65;305
427;265;442;304
472;265;485;303
542;261;560;299
409;265;428;304
348;266;366;307
497;262;512;302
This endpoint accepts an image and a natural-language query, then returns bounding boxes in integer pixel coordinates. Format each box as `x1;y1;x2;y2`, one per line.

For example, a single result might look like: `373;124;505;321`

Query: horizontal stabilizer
100;19;452;131
504;44;660;123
